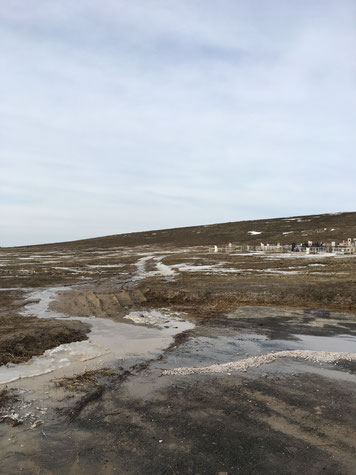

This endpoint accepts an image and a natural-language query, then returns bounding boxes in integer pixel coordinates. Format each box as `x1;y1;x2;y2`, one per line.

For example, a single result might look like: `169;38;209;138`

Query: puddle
283;334;356;353
161;331;356;376
0;287;194;385
0;342;108;384
241;333;356;354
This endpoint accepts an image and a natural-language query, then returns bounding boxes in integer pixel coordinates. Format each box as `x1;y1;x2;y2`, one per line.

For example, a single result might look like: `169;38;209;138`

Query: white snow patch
162;350;356;375
155;260;176;277
229;252;265;256
53;267;83;273
248;231;262;235
171;263;241;274
265;253;337;260
124;309;185;329
86;264;125;269
259;269;302;275
134;255;176;279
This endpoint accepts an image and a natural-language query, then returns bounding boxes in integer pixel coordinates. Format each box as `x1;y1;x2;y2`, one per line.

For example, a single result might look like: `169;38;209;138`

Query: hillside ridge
12;211;356;250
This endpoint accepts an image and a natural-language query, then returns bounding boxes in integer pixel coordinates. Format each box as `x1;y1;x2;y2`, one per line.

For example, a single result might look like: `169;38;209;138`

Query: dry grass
59;366;141;423
53;367;116;392
0;388;19;426
0;313;89;366
0;389;11;409
54;368;118;423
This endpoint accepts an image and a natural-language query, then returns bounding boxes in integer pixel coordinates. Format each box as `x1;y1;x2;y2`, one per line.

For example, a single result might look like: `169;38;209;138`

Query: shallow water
0;341;108;384
255;332;356;354
0;286;194;385
160;330;356;374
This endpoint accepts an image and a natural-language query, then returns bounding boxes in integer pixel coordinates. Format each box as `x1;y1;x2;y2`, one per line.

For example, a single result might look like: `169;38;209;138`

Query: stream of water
0;286;194;385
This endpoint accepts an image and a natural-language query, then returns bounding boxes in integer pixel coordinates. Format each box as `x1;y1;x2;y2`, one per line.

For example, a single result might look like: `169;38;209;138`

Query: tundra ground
1;215;356;474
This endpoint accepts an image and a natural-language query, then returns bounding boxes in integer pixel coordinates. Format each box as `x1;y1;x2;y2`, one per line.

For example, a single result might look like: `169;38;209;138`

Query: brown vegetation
0;314;89;366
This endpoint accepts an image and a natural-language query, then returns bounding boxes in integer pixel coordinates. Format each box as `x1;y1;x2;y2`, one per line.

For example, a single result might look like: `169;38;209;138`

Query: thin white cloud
1;1;355;245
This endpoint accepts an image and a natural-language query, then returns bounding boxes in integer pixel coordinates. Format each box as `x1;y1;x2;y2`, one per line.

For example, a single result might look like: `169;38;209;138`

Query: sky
1;1;356;246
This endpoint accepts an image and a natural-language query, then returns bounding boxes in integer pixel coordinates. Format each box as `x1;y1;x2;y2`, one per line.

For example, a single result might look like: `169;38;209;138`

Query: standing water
0;286;194;385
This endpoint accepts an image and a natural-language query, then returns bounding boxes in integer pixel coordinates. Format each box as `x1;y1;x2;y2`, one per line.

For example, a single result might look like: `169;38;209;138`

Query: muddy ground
0;235;356;474
0;291;90;366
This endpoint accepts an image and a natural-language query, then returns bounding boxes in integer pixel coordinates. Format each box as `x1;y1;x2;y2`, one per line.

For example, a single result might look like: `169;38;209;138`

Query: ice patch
171;263;240;274
265;253;337;259
86;264;125;268
155;260;176;277
53;267;83;273
124;310;189;331
261;269;302;275
0;342;108;384
163;350;356;376
134;255;176;279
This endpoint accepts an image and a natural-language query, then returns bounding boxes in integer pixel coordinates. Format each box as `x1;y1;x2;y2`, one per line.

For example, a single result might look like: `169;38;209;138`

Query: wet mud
2;316;356;474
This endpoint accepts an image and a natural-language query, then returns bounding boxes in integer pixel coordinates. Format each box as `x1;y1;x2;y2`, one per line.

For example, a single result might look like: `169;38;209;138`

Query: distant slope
16;211;356;250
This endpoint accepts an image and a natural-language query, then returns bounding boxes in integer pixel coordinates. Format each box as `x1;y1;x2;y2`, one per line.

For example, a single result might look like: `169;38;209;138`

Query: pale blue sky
1;1;355;245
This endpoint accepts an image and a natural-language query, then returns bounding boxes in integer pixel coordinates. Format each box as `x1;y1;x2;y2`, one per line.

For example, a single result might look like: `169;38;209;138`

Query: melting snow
163;350;356;375
0;342;109;384
171;263;241;274
86;264;125;268
124;310;186;329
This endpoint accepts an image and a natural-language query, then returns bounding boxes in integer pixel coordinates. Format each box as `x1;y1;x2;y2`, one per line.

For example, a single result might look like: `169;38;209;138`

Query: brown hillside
11;211;356;250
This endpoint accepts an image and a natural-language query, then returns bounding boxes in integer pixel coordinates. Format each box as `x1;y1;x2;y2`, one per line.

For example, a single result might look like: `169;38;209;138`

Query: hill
16;211;356;250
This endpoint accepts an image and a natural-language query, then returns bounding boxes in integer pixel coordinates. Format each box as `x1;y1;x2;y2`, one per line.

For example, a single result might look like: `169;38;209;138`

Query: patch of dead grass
52;367;116;392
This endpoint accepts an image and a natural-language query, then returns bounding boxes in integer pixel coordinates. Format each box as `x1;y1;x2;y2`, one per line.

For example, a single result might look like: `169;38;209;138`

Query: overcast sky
1;1;356;246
